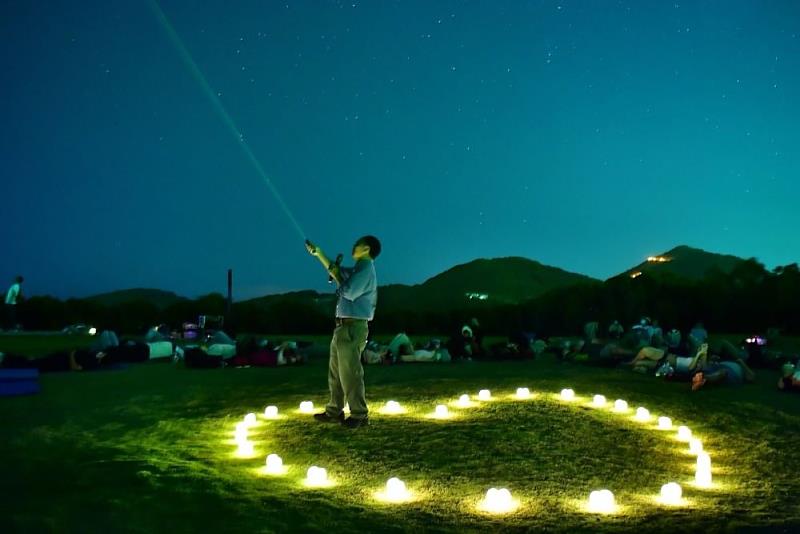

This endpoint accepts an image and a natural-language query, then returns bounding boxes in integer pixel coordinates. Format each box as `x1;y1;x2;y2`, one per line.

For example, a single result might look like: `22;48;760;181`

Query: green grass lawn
1;336;799;533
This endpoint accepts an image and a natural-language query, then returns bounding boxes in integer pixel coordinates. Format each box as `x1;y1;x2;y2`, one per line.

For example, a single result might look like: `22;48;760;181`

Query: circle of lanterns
228;386;719;514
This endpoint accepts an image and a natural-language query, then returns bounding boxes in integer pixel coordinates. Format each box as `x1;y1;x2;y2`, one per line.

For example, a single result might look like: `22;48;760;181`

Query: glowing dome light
236;440;254;457
244;413;257;426
677;425;692;442
587;489;616;513
456;394;471;407
560;388;575;401
299;401;314;414
88;327;97;336
515;387;531;399
480;487;517;514
635;407;651;422
305;466;329;487
659;482;683;505
383;400;403;414
235;422;247;434
689;438;703;455
434;404;450;418
379;477;412;503
592;394;607;407
264;405;279;419
696;452;711;472
264;454;285;475
234;428;248;444
695;466;712;487
658;416;673;430
614;399;629;412
478;389;492;401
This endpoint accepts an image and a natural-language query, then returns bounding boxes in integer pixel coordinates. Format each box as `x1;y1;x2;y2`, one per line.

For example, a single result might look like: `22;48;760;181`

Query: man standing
4;276;24;331
305;236;380;429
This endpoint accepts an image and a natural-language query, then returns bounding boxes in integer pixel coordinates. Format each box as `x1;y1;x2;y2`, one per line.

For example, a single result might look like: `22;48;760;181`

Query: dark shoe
342;417;369;429
313;412;344;423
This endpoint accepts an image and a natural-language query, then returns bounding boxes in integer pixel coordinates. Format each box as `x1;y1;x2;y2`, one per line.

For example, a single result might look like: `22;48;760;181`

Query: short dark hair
357;235;381;259
16;275;24;283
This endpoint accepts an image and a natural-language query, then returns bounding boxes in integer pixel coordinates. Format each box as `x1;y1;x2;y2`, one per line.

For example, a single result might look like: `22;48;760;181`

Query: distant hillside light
465;292;489;300
646;256;671;263
630;271;643;279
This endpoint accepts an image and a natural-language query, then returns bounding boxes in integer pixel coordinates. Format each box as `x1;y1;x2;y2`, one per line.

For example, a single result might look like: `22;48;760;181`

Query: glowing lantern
299;401;314;414
265;454;284;474
614;399;629;412
588;489;616;513
456;394;471;407
689;438;703;455
434;404;449;418
306;466;328;486
88;327;97;335
657;416;672;430
384;400;402;414
481;487;516;514
695;466;712;487
382;477;411;502
236;441;254;457
677;425;692;441
244;413;257;426
478;389;491;401
635;407;651;421
696;452;711;472
592;394;607;407
516;387;531;399
264;405;279;419
660;482;682;505
560;388;575;401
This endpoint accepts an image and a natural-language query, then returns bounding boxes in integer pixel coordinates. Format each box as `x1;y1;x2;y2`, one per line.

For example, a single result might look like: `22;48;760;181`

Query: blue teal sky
1;0;798;299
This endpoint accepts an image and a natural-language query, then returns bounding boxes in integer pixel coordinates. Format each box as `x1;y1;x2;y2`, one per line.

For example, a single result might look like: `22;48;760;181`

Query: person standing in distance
4;276;24;331
305;236;380;429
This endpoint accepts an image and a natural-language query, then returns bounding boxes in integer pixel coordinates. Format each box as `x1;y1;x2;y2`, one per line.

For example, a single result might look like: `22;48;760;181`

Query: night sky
2;1;798;299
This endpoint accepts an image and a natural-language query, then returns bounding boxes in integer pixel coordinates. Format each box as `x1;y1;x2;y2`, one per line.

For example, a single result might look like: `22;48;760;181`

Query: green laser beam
148;0;307;241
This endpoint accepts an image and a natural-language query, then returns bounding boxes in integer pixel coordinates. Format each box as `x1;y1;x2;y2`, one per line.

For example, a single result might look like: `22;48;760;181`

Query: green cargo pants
326;319;369;419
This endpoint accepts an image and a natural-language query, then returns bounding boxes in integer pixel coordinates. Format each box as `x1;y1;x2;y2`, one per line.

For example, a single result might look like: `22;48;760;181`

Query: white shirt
5;283;20;305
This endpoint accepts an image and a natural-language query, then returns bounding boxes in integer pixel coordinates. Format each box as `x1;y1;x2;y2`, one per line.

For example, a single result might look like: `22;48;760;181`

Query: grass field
1;334;799;533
